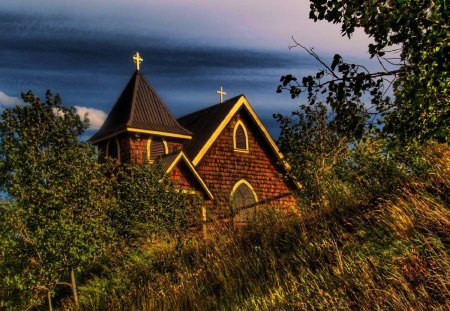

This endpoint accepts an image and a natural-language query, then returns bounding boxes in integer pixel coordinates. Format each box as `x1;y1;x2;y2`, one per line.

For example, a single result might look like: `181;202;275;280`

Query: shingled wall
170;164;206;200
106;134;186;165
194;110;297;218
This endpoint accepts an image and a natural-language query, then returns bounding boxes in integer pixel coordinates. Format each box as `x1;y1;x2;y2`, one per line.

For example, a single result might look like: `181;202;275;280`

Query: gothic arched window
233;120;249;152
231;179;258;224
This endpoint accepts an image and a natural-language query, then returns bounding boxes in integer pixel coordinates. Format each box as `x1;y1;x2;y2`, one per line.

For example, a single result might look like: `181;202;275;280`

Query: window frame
230;179;258;224
106;136;121;162
147;136;169;163
233;120;249;153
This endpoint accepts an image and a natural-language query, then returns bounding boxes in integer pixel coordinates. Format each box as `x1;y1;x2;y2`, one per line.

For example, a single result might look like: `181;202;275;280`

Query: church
90;53;299;224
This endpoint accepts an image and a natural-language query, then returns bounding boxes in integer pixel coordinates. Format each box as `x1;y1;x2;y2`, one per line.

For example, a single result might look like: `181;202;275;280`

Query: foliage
109;161;198;245
278;0;450;143
274;102;349;203
0;91;116;309
0;91;198;309
274;94;432;212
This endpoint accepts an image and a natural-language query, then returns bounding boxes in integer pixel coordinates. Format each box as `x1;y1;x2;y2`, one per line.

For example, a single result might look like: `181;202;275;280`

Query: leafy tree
274;102;349;204
278;0;449;143
0;91;200;309
110;161;197;246
0;91;116;309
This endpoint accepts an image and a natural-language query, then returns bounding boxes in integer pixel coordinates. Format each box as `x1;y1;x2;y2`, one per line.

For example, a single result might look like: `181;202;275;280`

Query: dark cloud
0;11;310;74
0;10;314;137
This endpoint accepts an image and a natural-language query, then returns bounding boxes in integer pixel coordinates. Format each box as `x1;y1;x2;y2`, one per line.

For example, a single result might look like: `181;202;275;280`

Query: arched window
106;137;120;161
233;120;249;152
147;137;168;162
231;180;258;224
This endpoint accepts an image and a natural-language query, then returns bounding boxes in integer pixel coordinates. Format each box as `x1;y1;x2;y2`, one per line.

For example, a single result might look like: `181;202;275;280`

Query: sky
0;0;375;139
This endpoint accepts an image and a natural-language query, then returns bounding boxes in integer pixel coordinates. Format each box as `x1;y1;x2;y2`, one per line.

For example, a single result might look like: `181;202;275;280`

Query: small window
233;121;249;152
107;137;120;161
147;137;168;162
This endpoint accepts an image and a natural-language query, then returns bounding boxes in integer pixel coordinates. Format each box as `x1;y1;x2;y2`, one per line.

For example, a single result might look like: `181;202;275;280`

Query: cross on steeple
133;52;143;71
216;86;227;103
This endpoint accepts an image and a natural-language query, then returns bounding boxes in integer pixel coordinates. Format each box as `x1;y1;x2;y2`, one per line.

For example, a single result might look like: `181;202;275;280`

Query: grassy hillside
67;142;449;310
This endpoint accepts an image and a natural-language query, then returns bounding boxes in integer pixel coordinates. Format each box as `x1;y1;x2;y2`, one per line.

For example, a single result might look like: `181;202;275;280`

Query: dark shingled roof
90;71;191;142
178;95;243;160
152;152;180;173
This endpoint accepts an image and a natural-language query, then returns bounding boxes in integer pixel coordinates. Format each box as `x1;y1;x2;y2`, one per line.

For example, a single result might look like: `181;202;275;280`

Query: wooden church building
90;53;298;223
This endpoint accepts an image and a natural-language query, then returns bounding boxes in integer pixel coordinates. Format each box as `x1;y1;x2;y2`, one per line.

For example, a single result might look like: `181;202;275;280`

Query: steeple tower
90;53;192;164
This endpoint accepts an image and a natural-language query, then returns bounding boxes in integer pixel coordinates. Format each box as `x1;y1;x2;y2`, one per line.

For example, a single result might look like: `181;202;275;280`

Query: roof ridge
177;95;246;162
127;71;140;127
178;94;243;121
141;74;183;127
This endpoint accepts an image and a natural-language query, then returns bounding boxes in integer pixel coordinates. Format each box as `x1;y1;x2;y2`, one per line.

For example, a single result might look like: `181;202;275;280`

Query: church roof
154;152;181;173
90;71;192;143
178;95;242;161
178;95;291;170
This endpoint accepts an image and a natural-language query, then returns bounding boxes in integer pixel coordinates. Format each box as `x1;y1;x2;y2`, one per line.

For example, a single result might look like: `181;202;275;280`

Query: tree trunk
70;268;79;308
47;290;53;311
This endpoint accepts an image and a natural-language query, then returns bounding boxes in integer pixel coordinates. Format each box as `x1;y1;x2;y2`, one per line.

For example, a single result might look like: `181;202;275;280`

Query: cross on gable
216;86;227;103
133;52;143;71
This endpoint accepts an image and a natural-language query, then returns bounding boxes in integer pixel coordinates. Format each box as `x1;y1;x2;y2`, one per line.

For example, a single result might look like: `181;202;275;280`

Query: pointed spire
90;71;192;143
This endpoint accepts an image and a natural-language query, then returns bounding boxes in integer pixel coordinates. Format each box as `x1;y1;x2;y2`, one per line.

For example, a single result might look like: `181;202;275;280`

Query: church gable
183;104;298;214
154;151;213;200
178;95;291;169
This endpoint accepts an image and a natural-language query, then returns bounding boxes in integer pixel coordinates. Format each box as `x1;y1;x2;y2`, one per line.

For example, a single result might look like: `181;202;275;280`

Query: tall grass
68;142;449;310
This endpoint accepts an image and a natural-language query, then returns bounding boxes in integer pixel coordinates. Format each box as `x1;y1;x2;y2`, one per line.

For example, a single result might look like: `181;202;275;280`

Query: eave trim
166;151;214;199
127;127;192;139
89;129;127;145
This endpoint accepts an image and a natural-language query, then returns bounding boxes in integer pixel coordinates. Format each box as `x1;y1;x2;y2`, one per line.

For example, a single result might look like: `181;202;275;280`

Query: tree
278;0;449;144
110;161;197;246
274;102;349;204
0;91;116;309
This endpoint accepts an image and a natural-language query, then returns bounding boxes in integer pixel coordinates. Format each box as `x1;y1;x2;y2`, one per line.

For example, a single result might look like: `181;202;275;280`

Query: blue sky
0;0;375;138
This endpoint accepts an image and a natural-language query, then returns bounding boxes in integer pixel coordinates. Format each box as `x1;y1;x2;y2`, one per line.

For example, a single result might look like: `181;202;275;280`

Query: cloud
75;106;107;130
0;91;22;108
0;0;372;56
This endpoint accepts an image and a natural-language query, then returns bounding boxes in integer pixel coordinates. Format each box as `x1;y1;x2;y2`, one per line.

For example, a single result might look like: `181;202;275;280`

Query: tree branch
289;37;340;80
314;69;404;88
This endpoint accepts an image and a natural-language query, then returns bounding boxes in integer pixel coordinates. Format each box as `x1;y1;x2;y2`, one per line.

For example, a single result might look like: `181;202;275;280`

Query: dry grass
69;143;449;310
